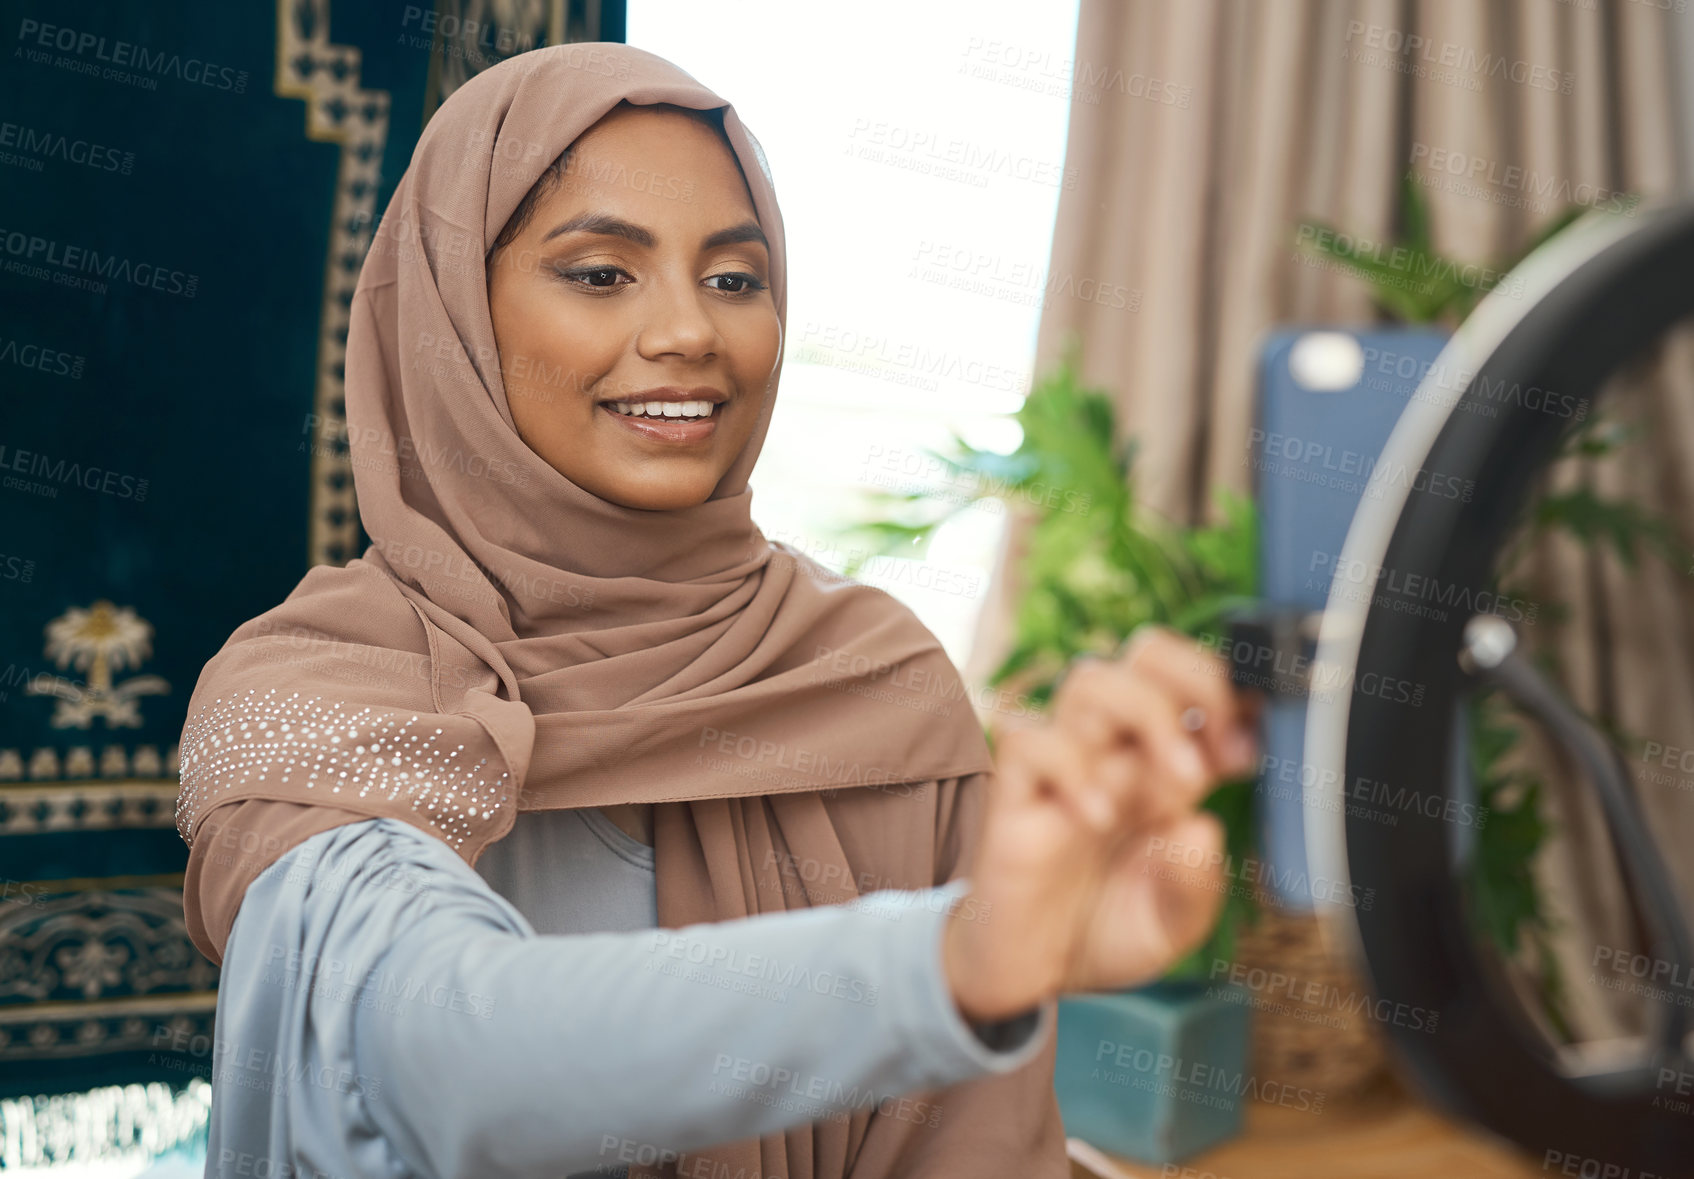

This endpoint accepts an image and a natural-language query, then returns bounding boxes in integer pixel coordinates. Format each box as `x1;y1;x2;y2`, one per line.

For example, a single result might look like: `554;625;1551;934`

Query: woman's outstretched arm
205;815;1051;1179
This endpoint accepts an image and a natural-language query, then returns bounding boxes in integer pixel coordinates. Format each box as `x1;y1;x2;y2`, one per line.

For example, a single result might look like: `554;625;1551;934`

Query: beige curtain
967;0;1694;1046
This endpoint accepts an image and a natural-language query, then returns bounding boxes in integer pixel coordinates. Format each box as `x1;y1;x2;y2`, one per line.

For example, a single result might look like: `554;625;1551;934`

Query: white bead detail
175;689;508;850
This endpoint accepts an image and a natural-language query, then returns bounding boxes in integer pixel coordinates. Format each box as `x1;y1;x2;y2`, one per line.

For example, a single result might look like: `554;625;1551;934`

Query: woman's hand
942;626;1261;1023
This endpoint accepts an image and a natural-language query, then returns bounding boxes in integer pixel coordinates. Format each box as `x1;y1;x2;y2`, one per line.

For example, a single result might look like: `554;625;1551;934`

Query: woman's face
486;105;779;511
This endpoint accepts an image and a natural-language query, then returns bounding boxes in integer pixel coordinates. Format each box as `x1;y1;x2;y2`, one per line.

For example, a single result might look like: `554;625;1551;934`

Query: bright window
626;0;1080;666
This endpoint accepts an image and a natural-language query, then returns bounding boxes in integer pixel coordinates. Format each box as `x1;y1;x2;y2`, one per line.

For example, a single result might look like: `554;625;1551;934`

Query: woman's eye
707;272;766;295
557;265;629;291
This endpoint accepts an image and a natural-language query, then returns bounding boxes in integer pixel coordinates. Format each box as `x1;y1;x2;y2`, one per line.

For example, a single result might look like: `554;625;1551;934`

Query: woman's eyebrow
701;222;768;251
542;212;654;247
541;212;767;252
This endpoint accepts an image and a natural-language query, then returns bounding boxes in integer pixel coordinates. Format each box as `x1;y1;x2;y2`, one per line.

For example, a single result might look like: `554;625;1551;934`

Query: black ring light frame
1302;198;1694;1172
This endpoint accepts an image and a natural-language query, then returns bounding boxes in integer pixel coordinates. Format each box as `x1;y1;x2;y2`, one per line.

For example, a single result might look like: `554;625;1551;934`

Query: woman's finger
1128;809;1228;962
1121;626;1259;777
1049;655;1212;828
995;722;1137;836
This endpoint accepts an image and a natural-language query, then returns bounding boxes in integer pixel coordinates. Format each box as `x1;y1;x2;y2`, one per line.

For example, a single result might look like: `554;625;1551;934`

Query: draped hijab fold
176;42;1065;1178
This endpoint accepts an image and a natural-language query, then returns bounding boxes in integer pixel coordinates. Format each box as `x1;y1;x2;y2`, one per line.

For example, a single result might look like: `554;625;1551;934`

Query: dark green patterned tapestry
0;0;624;1110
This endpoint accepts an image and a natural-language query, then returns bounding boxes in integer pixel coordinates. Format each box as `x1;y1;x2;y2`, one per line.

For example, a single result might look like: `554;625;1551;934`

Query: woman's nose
635;276;719;362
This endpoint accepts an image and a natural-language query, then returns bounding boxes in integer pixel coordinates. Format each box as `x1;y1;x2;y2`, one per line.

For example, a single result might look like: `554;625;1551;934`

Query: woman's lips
599;401;722;443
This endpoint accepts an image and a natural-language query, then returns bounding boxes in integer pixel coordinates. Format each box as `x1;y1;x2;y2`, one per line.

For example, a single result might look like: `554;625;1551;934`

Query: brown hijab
176;42;1066;1178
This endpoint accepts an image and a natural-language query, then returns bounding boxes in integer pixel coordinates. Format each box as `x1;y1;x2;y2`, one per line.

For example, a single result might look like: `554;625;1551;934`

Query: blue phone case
1250;326;1451;908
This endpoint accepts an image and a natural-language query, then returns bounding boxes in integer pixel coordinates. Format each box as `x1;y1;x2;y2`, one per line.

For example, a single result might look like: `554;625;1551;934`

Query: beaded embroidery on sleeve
175;688;509;852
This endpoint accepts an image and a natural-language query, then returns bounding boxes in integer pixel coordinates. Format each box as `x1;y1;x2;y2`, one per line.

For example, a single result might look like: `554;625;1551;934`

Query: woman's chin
593;469;720;512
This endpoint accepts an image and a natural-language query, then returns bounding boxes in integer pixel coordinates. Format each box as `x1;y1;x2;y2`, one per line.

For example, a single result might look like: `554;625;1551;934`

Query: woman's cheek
731;306;781;386
541;325;616;395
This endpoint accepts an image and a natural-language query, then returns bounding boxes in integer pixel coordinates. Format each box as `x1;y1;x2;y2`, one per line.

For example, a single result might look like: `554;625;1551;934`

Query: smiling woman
486;102;780;512
173;40;1245;1179
174;44;1073;1179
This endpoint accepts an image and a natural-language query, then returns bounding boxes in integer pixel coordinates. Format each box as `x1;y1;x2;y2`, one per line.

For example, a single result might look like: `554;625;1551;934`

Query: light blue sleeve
204;816;1053;1179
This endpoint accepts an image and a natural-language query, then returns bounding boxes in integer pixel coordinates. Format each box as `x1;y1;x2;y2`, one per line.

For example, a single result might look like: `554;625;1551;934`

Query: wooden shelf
1068;1074;1544;1179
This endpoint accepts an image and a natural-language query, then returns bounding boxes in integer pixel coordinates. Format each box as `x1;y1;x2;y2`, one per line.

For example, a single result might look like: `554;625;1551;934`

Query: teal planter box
1054;981;1251;1164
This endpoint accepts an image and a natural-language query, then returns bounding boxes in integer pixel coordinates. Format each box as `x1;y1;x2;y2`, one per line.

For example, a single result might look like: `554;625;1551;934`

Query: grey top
202;806;1054;1179
471;806;659;936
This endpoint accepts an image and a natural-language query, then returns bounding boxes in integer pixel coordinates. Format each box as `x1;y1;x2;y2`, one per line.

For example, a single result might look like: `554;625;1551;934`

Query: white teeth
608;399;716;419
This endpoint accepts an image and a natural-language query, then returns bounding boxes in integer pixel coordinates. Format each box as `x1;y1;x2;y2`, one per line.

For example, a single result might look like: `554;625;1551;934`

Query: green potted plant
1296;172;1586;327
840;349;1261;966
839;351;1262;1163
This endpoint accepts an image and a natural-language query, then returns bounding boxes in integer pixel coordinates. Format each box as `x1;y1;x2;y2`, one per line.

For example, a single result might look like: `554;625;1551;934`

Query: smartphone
1248;326;1451;908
